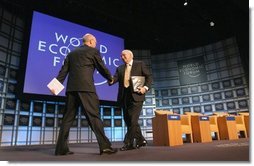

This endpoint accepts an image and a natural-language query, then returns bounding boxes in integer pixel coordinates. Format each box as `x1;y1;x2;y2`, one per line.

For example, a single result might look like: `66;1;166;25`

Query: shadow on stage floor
0;138;249;162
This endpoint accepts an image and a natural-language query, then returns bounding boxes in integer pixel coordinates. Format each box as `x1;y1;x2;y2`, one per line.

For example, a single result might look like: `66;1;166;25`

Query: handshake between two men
108;76;147;95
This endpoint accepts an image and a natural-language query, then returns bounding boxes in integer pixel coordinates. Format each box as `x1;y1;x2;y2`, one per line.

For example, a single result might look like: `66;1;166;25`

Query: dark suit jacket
56;45;112;93
113;60;152;104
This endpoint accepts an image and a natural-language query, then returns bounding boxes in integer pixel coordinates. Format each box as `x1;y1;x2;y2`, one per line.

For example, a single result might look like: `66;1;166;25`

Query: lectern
217;116;238;140
191;116;212;143
152;114;183;146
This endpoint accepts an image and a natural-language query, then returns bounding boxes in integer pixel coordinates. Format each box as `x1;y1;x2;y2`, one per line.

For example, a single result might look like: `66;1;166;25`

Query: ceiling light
184;0;188;6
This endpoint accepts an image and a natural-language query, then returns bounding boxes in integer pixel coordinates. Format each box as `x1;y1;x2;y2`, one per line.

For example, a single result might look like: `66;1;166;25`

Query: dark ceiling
1;0;249;54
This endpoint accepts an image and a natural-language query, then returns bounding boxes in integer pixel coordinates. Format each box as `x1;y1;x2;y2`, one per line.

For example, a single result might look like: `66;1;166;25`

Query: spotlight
184;0;188;6
210;21;215;27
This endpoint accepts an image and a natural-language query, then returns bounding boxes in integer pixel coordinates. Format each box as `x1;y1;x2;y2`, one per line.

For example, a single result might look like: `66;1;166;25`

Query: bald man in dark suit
110;50;152;151
51;33;117;155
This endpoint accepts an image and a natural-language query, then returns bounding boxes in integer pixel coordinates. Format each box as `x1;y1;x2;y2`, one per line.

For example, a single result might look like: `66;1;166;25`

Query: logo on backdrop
177;56;207;85
37;32;121;85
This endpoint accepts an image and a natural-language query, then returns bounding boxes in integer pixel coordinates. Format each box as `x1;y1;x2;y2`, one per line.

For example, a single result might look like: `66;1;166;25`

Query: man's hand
137;87;147;94
49;88;56;95
108;77;114;85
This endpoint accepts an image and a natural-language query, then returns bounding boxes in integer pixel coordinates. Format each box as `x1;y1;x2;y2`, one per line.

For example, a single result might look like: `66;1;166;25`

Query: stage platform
0;138;249;162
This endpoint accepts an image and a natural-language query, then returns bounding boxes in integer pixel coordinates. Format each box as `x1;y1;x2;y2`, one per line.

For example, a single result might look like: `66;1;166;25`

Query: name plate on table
226;116;235;121
168;115;180;120
199;116;209;121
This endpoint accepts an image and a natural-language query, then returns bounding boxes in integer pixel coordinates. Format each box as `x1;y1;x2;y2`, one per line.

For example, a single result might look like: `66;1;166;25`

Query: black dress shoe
55;151;74;156
120;144;135;151
136;140;147;149
100;148;118;155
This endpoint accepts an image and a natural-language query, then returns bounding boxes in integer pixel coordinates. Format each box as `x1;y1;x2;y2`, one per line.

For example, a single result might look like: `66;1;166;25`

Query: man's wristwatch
144;86;149;91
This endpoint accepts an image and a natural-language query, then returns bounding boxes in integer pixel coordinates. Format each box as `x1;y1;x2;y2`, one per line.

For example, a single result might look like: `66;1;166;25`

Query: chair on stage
209;116;220;140
239;112;249;137
180;115;193;143
239;112;249;116
154;109;173;116
213;112;229;117
184;112;203;116
235;115;248;138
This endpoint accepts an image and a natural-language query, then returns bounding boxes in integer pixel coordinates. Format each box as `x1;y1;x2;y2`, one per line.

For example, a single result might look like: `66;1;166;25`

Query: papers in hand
131;76;145;92
47;78;64;95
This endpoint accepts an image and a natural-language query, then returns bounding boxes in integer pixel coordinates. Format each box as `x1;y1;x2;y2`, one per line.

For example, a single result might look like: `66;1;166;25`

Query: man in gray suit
53;33;117;155
110;50;152;151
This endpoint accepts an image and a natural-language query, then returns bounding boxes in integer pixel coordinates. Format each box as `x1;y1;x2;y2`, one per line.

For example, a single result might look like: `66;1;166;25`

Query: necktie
124;64;131;88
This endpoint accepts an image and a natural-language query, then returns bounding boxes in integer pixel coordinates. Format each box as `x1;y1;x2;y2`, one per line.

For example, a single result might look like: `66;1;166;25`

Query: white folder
47;78;64;95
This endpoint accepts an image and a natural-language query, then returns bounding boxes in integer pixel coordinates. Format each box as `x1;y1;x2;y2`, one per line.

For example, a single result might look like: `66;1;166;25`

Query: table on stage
152;114;183;146
217;116;238;140
191;115;212;143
